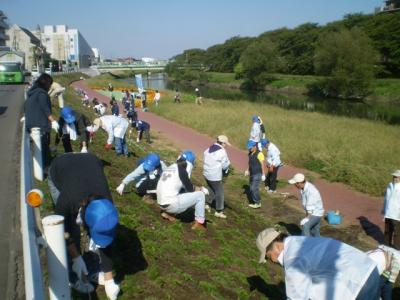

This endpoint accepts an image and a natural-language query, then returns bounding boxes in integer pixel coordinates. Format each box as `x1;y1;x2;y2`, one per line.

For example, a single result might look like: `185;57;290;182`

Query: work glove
72;255;88;280
244;170;249;177
51;120;59;132
116;183;125;195
200;186;209;196
105;279;120;300
104;143;112;151
81;146;88;153
300;217;310;226
261;175;266;182
71;279;94;294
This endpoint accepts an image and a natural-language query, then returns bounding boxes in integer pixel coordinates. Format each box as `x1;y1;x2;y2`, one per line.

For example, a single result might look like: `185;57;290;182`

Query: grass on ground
34;73;384;299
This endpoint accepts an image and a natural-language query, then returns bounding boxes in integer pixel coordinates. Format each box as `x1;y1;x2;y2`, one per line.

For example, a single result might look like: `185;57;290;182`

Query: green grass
36;73;392;299
151;90;400;196
206;72;243;84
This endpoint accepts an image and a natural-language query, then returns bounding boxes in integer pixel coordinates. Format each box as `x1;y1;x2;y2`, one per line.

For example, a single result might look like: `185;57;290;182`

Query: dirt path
72;80;385;240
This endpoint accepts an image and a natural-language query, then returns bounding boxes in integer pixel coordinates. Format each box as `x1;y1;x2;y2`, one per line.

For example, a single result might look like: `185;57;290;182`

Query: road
0;84;24;299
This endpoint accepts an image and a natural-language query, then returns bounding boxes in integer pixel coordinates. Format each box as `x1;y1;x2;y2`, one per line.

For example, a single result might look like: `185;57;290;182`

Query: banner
135;74;144;93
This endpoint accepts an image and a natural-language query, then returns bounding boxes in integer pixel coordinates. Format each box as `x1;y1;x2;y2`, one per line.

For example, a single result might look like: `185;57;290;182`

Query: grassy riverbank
151;90;400;197
33;73;382;299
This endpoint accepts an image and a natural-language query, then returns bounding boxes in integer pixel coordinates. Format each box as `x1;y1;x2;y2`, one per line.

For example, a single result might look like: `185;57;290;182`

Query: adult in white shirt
93;115;129;157
153;90;161;106
383;170;400;249
261;138;281;193
256;227;380;300
203;135;231;219
249;115;262;143
157;151;208;231
289;173;324;237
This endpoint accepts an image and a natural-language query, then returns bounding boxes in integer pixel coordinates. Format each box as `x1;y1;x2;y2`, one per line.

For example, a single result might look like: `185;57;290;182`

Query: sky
2;0;383;60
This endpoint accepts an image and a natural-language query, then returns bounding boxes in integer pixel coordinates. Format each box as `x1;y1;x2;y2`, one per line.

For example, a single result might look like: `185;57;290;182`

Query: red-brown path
72;80;385;238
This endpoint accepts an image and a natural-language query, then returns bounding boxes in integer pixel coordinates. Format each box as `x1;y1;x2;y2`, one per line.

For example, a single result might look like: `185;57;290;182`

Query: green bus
0;62;25;84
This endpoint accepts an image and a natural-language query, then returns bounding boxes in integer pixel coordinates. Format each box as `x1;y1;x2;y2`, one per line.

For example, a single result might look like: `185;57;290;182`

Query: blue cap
252;115;259;122
85;199;118;248
61;107;76;124
261;138;270;148
181;150;196;164
142;153;160;172
247;140;257;150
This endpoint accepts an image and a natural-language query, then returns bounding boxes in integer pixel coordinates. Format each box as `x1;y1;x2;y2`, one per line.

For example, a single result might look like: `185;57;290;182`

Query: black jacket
24;83;52;132
57;111;90;143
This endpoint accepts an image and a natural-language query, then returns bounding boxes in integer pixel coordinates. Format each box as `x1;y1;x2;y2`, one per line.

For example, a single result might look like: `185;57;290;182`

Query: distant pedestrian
383;170;400;249
56;107;91;153
195;87;203;105
108;83;114;98
258;116;266;139
256;227;380;300
288;173;324;237
93;115;129;157
24;73;59;168
133;120;151;143
153;90;161;106
203;135;231;219
261;138;281;193
245;140;266;209
141;91;148;111
110;98;119;116
249;115;262;144
174;89;181;103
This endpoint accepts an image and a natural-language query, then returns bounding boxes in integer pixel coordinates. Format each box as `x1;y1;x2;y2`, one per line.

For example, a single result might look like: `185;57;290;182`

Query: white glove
300;217;310;226
200;186;209;195
81;146;88;153
116;183;125;195
244;170;249;176
105;279;120;300
51;120;59;132
72;256;88;280
261;175;266;181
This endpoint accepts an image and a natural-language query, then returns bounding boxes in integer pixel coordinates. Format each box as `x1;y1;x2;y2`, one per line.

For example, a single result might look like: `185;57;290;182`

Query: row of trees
166;12;400;99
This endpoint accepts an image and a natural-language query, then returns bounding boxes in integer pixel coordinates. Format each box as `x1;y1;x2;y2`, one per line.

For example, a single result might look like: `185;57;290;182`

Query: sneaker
161;212;177;222
249;203;261;209
265;186;270;191
205;204;211;213
267;190;276;194
191;221;207;232
214;211;227;219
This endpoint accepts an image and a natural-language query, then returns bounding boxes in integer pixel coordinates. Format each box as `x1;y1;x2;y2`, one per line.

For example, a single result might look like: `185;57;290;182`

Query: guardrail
20;123;45;299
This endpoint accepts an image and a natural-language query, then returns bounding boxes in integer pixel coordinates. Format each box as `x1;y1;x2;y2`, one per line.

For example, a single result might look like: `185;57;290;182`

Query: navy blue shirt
24;84;52;132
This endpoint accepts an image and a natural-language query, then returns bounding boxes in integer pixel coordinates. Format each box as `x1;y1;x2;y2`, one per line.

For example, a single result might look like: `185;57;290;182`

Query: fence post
30;127;43;181
42;215;71;300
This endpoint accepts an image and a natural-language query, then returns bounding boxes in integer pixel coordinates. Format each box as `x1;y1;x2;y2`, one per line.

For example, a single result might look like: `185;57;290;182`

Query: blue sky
2;0;383;59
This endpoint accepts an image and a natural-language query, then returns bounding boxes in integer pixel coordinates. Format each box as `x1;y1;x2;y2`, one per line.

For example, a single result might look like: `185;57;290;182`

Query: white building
91;47;102;63
36;25;94;68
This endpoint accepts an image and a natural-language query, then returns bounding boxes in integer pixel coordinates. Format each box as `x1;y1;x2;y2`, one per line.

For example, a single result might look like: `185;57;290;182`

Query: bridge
92;62;167;73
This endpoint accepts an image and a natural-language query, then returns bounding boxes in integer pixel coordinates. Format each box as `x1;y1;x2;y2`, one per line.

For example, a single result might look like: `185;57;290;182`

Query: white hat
288;173;305;184
392;170;400;177
217;135;231;146
256;228;280;264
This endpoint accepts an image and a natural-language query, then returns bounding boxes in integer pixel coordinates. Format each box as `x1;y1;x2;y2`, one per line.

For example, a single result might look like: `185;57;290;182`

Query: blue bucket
327;211;343;225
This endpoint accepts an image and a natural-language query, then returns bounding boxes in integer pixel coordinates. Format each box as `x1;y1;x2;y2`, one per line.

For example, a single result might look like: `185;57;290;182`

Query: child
245;140;266;209
133;120;151;143
174;89;181;103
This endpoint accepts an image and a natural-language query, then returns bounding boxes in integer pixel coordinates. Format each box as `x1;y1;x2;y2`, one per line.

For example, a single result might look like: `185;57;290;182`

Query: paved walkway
72;80;385;240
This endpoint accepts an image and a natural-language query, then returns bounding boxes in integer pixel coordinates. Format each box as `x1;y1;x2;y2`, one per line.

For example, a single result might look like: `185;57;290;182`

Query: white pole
42;215;71;300
30;127;43;181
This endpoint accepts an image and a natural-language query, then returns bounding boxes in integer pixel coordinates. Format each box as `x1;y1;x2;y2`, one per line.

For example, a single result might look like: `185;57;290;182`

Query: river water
119;73;400;125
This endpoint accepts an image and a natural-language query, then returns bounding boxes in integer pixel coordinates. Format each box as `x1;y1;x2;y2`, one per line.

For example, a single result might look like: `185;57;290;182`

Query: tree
313;28;378;98
238;39;282;88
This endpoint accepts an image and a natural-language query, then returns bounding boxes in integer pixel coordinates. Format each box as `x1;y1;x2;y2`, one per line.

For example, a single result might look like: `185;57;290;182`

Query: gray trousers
205;179;224;211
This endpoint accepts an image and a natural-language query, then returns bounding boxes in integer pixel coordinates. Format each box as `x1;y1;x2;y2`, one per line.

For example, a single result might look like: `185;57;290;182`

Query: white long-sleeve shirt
249;122;262;142
266;142;281;167
383;182;400;221
282;236;378;300
300;182;324;217
99;115;129;145
203;143;230;181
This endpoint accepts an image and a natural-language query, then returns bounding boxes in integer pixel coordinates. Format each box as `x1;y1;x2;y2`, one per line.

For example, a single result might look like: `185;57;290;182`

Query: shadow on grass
242;184;252;204
113;224;148;282
357;216;384;244
247;275;285;299
277;221;302;235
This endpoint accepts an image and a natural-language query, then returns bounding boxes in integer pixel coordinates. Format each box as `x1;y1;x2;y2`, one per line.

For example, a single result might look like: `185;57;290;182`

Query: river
119;73;400;125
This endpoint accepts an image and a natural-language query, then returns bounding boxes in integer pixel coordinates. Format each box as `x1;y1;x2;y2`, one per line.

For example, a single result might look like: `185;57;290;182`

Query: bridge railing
20;122;45;299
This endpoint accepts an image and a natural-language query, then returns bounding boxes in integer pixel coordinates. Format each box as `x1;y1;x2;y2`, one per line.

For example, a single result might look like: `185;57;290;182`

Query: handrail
20;122;45;299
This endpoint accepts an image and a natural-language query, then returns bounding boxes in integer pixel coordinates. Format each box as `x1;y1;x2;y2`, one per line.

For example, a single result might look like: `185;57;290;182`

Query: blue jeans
165;191;205;224
250;174;262;204
379;275;393;300
356;268;380;300
302;215;321;237
114;137;128;156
